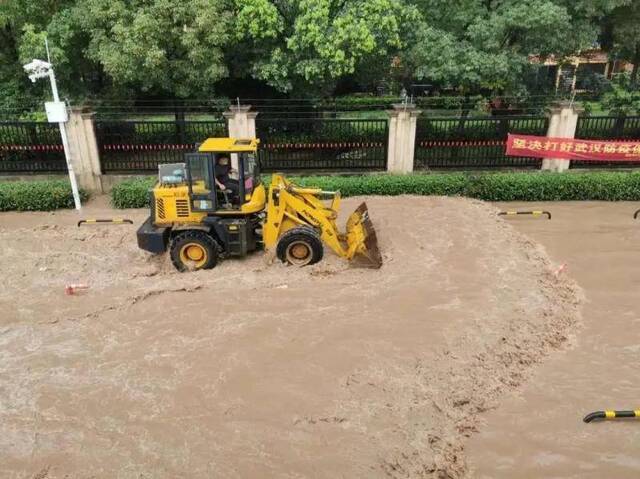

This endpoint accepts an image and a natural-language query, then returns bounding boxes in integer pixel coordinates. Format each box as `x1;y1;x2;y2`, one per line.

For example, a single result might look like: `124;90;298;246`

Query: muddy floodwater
467;201;640;479
1;196;635;478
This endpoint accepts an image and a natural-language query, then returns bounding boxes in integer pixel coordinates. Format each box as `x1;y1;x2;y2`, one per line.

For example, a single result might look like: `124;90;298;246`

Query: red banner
506;134;640;161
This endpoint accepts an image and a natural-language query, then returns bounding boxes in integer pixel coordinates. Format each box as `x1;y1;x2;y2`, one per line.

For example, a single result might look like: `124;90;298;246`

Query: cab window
241;152;259;196
187;153;212;190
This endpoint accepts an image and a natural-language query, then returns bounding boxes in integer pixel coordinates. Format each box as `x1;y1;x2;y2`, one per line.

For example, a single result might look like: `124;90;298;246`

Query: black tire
170;230;218;272
276;226;323;266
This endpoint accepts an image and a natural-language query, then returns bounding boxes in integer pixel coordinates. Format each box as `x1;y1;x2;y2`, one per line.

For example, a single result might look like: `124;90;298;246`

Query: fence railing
256;118;388;172
0;122;65;173
414;116;548;169
95;120;227;172
572;115;640;168
3;112;640;175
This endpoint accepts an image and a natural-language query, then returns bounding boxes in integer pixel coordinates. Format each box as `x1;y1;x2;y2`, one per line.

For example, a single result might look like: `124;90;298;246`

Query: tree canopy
0;0;638;107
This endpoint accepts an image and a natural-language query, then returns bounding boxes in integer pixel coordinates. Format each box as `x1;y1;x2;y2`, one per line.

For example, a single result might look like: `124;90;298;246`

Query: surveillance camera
23;59;52;80
23;59;52;72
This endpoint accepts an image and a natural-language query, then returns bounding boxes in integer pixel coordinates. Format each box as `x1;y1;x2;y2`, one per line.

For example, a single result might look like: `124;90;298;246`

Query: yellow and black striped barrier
498;210;551;220
583;410;640;423
634;209;639;219
77;218;134;227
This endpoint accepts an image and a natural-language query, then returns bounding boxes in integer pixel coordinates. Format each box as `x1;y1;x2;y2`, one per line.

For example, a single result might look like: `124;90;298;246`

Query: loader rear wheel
276;227;323;267
170;230;218;272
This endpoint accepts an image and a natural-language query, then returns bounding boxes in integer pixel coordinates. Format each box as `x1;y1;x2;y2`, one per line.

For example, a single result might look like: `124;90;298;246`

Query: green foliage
317;96;400;109
4;0;232;102
260;120;387;143
2;0;639;107
463;171;640;201
600;0;640;85
0;179;89;211
77;0;231;97
111;177;155;209
110;172;640;209
234;0;417;94
292;173;469;196
405;0;599;96
601;74;640;115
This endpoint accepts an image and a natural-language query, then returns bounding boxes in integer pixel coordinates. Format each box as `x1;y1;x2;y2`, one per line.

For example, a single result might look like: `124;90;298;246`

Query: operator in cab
214;155;239;202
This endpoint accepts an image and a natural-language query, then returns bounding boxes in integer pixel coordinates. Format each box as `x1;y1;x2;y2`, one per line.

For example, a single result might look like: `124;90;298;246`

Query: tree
4;0;234;101
404;0;599;98
0;1;75;113
75;0;232;98
3;0;640;106
233;0;418;95
601;73;640;115
600;0;640;86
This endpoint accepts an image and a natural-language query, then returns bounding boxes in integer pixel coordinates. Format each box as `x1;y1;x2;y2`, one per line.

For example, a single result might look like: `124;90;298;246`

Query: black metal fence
256;118;388;172
4;112;640;175
414;116;549;169
95;119;227;172
0;122;65;173
572;115;640;168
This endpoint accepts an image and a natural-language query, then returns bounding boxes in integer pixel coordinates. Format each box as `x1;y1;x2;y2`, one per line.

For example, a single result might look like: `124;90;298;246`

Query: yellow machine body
262;174;382;268
152;181;266;226
137;137;381;270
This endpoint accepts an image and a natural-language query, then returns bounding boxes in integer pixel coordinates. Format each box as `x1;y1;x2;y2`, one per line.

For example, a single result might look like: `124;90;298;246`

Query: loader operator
214;155;239;202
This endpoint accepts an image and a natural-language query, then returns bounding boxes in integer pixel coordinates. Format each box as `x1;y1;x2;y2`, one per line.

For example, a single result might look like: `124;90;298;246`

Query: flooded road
468;201;640;478
0;196;580;478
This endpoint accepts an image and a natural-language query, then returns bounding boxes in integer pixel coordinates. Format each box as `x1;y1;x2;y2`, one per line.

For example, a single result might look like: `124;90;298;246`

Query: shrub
292;173;469;197
110;176;155;209
0;180;89;211
318;96;400;110
109;171;640;209
465;171;640;201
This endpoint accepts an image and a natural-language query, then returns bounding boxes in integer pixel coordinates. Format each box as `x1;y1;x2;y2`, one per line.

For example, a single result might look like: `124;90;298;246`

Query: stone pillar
223;105;258;138
542;101;584;172
386;104;421;173
66;108;103;192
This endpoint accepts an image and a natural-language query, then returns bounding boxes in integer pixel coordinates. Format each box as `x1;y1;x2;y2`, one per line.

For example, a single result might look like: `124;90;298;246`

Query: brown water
0;196;581;478
468;201;640;478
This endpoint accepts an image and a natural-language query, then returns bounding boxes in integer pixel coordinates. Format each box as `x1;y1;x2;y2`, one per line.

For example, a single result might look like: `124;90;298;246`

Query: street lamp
23;59;82;210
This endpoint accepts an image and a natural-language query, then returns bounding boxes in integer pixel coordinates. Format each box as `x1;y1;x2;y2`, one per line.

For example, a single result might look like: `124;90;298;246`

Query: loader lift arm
263;174;382;268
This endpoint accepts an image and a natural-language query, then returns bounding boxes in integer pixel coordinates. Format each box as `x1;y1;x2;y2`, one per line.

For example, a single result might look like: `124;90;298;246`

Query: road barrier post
498;210;552;219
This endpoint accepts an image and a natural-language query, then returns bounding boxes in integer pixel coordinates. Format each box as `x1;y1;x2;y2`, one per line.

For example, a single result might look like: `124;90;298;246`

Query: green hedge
0;180;89;211
111;177;155;209
110;171;640;209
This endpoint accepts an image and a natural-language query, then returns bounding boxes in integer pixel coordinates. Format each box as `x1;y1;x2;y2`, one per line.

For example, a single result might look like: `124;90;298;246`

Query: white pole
48;68;81;210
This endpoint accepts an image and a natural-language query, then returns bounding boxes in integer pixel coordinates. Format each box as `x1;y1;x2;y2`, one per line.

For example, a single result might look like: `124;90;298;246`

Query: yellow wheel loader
136;137;382;272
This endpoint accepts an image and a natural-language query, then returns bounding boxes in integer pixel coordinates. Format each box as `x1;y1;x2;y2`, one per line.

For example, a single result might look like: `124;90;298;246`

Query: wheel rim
179;242;208;268
286;241;312;266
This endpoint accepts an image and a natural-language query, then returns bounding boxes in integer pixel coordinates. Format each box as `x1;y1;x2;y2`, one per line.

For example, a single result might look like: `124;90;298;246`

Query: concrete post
542;101;584;172
223;105;258;138
386;104;421;173
66;108;103;192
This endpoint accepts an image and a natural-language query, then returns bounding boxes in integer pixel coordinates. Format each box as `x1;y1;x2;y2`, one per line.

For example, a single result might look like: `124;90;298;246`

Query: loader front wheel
276;227;323;267
170;230;218;272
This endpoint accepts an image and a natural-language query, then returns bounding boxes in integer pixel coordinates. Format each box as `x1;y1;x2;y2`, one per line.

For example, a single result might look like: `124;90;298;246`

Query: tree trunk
631;44;640;87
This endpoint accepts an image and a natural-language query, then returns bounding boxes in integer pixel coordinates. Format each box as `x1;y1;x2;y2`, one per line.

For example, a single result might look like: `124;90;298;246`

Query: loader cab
184;138;263;215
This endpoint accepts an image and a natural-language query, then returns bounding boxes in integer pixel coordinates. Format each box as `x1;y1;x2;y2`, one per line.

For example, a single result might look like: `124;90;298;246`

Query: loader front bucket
345;202;383;268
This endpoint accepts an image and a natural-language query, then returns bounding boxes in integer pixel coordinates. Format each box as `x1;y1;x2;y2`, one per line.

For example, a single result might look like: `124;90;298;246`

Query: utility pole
23;58;82;210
